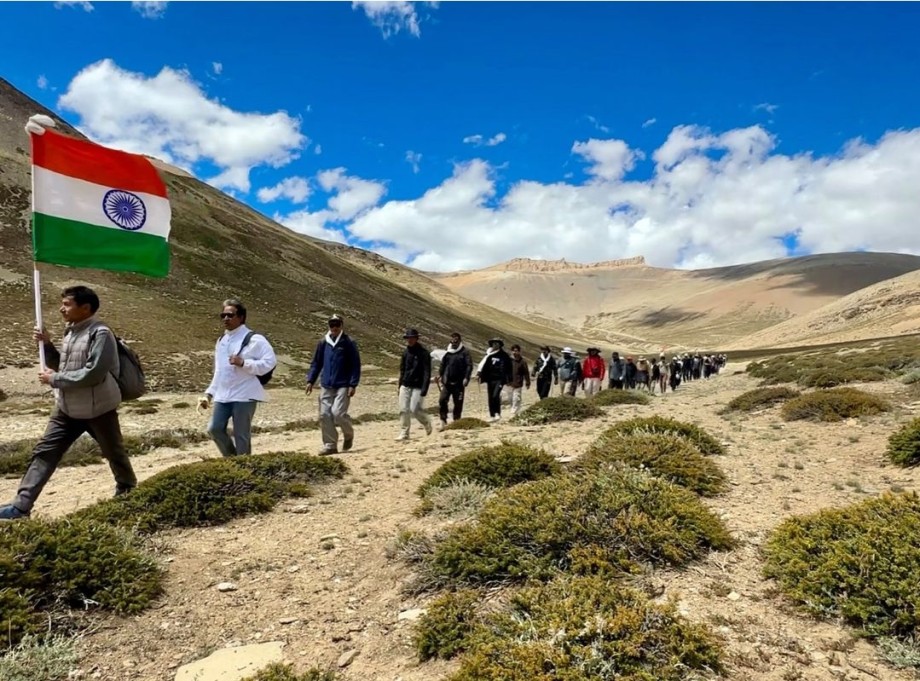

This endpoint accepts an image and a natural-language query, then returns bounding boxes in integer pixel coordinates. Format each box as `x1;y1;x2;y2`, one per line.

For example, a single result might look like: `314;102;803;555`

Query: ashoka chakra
102;189;147;231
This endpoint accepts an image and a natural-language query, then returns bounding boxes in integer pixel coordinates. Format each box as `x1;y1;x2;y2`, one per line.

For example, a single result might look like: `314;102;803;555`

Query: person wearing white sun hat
557;347;582;397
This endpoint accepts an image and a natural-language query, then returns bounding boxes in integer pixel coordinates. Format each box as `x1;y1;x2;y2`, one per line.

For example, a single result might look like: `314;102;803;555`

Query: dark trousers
609;379;624;390
536;376;553;400
14;409;136;513
439;382;465;422
486;380;504;417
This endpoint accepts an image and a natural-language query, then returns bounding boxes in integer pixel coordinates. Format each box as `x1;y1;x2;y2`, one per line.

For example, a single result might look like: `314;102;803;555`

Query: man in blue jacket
306;314;361;455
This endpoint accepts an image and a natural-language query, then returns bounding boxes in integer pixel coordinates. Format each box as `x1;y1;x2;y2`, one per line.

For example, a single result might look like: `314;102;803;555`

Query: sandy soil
2;368;919;681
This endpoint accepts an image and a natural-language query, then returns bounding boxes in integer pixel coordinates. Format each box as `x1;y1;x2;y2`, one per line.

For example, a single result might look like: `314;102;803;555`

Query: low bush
0;517;163;646
0;634;79;681
902;369;920;385
78;452;345;533
429;468;733;586
415;589;483;661
417;441;560;498
802;367;888;388
723;386;800;413
763;492;920;639
512;396;603;426
576;432;727;496
781;388;890;422
589;389;649;406
172;401;191;409
445;417;490;431
0;388;7;402
887;418;920;467
421;480;496;519
602;415;726;456
447;575;724;681
241;664;336;681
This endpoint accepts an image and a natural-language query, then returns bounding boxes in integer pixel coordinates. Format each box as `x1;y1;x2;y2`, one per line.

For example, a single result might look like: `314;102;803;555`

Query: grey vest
56;317;122;419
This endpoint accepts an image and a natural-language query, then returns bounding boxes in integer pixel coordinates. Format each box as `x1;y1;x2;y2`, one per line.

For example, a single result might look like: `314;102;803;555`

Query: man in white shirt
199;298;277;456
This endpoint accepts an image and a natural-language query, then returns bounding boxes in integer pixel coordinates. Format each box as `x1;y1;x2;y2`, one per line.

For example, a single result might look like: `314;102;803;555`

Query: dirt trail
1;369;918;681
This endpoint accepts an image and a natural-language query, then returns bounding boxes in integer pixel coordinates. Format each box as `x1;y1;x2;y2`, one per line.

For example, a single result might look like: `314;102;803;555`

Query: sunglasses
219;312;237;319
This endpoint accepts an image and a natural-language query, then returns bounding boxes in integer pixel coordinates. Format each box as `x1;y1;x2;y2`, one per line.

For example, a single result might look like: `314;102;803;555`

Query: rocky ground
1;365;919;681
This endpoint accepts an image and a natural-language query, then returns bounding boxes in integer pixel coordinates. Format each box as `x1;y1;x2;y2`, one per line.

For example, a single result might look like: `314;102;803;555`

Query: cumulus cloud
294;124;920;272
58;59;306;192
54;1;93;10
352;1;436;38
257;176;311;204
37;75;48;90
131;1;167;18
212;61;223;75
406;150;422;173
463;132;506;147
314;144;322;155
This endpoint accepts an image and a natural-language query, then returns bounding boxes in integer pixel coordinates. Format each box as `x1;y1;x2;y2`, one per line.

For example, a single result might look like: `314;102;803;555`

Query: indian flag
30;128;171;277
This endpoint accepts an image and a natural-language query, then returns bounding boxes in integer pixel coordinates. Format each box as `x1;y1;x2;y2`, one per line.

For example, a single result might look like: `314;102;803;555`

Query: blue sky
3;1;920;271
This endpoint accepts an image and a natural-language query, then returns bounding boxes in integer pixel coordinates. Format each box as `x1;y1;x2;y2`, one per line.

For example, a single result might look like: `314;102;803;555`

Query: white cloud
316;168;387;220
306;124;920;273
642;117;657;128
754;102;779;114
572;138;640;182
463;132;506;147
256;176;311;204
276;210;349;244
406;150;422;173
587;115;610;133
212;62;223;75
58;59;306;192
131;1;167;18
314;144;322;155
37;75;48;90
352;1;436;38
54;1;93;10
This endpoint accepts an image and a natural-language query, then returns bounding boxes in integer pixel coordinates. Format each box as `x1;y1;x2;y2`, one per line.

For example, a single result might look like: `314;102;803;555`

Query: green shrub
589;389;650;406
429;468;733;586
878;637;920;670
602;415;726;456
172;401;191;409
421;480;496;519
445;417;490;431
723;386;800;413
781;388;890;422
448;575;724;681
0;634;79;681
763;492;920;639
0;518;163;646
512;397;603;426
887;418;920;467
802;367;888;388
78;452;345;533
241;664;336;681
576;432;727;496
418;441;560;498
415;589;483;661
902;369;920;386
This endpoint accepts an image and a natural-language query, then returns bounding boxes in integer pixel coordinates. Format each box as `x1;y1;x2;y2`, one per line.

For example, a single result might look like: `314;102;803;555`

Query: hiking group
0;288;726;519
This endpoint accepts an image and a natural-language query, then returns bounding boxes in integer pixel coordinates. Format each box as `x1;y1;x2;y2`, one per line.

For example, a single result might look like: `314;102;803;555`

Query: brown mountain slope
0;78;560;390
436;253;920;351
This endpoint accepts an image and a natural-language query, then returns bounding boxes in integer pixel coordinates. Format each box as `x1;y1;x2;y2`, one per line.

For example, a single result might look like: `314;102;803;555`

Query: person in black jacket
531;345;558;400
476;338;513;422
396;328;432;441
437;332;472;429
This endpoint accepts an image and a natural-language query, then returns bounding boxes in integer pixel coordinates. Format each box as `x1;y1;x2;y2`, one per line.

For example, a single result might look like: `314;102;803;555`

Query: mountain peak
485;256;647;273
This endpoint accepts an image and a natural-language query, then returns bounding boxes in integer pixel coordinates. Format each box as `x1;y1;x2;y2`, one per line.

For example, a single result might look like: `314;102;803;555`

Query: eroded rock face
174;641;285;681
490;256;647;273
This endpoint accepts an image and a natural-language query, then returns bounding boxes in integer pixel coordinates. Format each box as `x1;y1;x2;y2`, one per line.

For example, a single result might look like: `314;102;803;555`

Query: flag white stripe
33;166;171;240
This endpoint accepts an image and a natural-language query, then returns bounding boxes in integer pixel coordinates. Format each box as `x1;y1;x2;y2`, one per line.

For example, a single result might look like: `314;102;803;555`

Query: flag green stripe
33;213;170;278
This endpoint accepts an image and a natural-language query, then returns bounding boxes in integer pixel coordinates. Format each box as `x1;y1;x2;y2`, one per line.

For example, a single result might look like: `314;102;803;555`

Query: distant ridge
482;255;647;273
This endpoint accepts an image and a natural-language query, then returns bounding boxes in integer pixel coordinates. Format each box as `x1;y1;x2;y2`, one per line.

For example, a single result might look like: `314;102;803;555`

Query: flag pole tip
25;114;56;136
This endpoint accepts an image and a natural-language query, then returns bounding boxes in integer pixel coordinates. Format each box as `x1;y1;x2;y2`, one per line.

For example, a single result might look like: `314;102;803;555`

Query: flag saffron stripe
31;129;169;198
32;213;170;278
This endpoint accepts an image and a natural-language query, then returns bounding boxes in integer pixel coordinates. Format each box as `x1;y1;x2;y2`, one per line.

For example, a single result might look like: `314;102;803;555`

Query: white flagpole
25;114;57;371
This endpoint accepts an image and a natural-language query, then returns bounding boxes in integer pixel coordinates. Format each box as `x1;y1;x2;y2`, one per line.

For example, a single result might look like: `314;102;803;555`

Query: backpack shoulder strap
238;331;256;354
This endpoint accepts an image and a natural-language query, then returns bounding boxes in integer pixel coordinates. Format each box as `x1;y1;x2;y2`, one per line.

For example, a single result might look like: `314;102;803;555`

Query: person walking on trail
608;351;625;390
509;344;531;417
437;332;472;429
636;357;651;392
532;345;558;400
199;298;277;457
0;286;137;520
306;314;361;455
582;347;606;396
396;329;433;441
657;353;669;394
558;347;583;397
624;356;638;390
476;338;513;422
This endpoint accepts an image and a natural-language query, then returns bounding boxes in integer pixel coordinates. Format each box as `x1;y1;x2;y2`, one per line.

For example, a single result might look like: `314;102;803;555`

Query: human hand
306;383;314;395
198;395;211;410
38;368;54;385
348;387;356;398
229;355;244;367
33;326;50;345
463;379;469;387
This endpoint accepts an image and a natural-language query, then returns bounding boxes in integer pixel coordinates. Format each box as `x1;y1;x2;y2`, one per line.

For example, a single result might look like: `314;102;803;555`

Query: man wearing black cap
306;314;361;455
396;328;432;441
476;338;513;422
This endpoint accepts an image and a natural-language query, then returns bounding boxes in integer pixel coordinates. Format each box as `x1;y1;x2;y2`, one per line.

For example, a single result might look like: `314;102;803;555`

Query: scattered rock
337;650;359;668
289;505;310;514
174;642;284;681
556;455;577;463
397;608;426;622
727;591;741;601
216;582;238;593
279;617;299;625
320;533;339;542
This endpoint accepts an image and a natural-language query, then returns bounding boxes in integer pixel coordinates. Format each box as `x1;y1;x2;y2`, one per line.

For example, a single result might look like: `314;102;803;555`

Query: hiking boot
342;438;354;452
395;433;409;442
0;504;29;521
319;447;338;456
438;420;447;432
114;485;135;498
424;420;433;436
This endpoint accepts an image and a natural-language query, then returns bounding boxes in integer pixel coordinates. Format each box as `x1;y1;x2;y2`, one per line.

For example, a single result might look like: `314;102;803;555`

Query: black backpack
239;331;275;385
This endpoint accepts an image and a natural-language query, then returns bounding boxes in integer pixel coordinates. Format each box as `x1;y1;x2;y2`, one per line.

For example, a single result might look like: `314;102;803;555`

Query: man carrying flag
0;115;171;520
